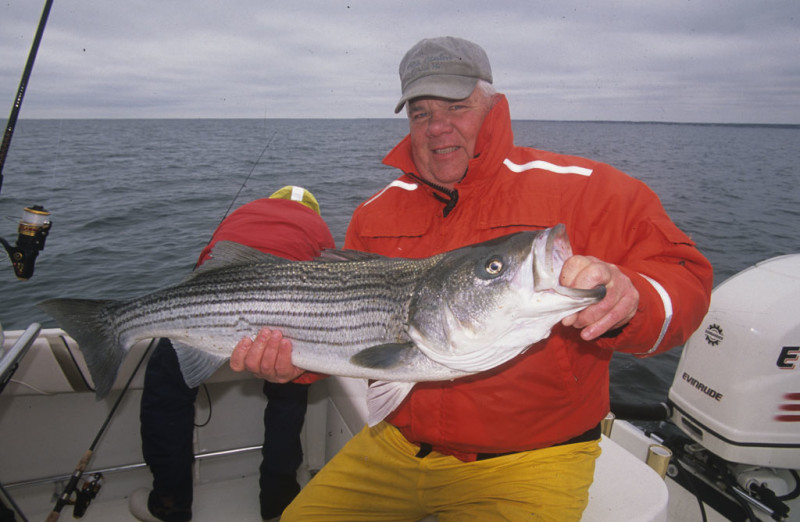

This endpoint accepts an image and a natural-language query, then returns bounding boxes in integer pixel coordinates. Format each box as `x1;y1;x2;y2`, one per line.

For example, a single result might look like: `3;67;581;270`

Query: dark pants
259;380;308;519
140;338;308;520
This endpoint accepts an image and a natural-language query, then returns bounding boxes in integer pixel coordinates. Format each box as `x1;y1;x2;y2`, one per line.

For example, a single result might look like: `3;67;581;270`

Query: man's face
407;87;493;189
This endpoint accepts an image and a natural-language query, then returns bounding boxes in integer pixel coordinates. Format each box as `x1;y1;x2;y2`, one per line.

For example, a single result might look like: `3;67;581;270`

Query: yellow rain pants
282;422;600;521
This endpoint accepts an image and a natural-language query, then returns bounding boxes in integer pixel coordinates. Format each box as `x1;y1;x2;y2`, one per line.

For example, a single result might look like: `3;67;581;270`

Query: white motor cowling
668;254;800;468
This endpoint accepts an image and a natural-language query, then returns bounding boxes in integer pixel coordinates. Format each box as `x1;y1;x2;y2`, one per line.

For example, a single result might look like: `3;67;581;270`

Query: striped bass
38;224;605;425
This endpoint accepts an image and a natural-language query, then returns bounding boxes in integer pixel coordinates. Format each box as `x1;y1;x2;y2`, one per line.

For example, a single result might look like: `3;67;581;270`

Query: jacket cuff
595;268;670;356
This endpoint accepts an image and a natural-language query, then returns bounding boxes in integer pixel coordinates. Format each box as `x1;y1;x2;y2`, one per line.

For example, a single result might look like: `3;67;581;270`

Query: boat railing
1;328;251;397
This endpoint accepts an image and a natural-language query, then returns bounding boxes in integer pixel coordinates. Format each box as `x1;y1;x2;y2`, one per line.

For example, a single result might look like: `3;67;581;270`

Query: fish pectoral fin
172;341;229;388
350;342;416;369
366;381;416;427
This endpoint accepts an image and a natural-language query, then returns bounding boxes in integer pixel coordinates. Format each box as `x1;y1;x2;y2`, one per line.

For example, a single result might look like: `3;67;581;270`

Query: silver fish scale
110;255;443;350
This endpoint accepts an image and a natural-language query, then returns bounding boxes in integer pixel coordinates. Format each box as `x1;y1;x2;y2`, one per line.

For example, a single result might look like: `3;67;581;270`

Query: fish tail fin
38;298;126;399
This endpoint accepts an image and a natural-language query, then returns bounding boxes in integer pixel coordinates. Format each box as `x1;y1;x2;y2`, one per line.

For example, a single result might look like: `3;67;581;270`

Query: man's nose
426;110;453;136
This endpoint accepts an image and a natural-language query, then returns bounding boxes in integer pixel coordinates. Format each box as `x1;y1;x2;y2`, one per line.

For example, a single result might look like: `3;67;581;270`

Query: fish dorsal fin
195;241;289;274
366;381;416;426
172;340;230;388
316;248;386;262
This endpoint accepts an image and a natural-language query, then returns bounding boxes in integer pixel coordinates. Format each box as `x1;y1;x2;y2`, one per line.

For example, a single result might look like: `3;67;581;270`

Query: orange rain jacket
344;95;713;461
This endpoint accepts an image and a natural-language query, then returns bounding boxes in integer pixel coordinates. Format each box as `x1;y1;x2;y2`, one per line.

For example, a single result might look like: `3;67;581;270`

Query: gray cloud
2;0;798;123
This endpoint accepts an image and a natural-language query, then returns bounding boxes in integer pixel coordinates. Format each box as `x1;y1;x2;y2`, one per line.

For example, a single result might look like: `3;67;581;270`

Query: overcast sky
1;0;798;123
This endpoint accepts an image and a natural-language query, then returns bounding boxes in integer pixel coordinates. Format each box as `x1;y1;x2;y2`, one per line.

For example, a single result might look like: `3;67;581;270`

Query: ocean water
1;118;798;405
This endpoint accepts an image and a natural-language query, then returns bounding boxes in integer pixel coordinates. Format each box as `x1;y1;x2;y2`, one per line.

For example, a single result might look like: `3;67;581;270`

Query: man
131;186;335;522
231;37;713;520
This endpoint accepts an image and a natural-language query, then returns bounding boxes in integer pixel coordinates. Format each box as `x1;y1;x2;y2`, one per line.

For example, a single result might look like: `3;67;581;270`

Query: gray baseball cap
394;36;493;114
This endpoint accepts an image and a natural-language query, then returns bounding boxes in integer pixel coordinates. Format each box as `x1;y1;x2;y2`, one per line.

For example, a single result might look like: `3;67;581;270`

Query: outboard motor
667;254;800;520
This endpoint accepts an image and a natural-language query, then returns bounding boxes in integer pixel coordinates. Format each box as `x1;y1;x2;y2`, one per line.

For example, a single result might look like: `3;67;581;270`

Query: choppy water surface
2;118;798;403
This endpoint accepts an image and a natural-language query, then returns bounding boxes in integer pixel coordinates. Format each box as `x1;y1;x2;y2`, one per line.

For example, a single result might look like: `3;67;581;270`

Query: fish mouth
534;224;606;301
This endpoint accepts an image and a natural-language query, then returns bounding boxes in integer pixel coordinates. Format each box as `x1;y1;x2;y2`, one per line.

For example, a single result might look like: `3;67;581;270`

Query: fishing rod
194;130;278;270
0;0;55;195
215;130;278;229
1;0;56;280
44;339;156;522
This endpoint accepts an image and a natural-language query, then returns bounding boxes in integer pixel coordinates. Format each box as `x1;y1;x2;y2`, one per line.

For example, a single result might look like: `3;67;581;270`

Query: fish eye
483;257;505;277
486;259;503;274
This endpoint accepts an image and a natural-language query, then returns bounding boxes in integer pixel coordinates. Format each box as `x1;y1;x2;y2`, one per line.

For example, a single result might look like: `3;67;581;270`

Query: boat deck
24;472;264;521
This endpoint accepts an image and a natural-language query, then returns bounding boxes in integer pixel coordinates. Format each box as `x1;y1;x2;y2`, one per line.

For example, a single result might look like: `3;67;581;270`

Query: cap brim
394;75;480;113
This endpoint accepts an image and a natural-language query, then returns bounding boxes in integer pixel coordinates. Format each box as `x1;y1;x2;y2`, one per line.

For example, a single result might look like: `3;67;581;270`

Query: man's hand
559;255;639;341
229;327;305;383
